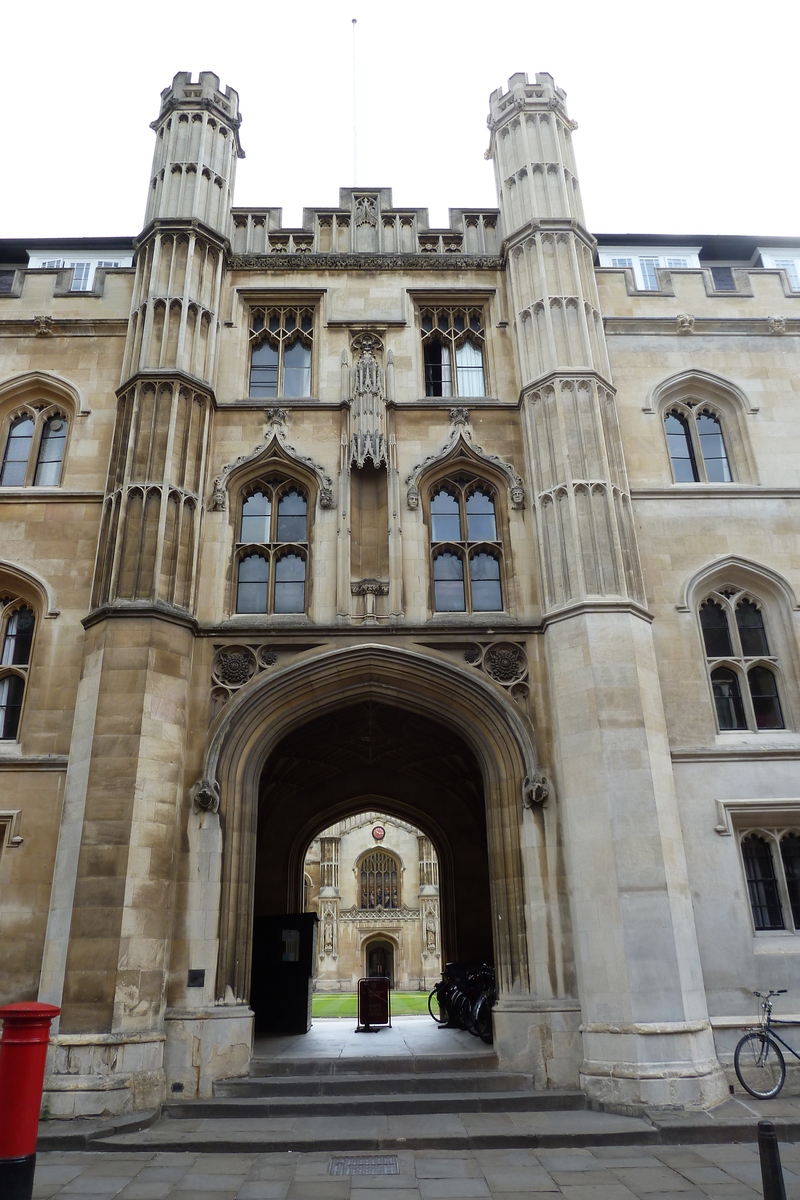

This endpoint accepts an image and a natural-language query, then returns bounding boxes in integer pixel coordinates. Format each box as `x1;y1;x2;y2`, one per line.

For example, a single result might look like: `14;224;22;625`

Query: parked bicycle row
428;962;495;1044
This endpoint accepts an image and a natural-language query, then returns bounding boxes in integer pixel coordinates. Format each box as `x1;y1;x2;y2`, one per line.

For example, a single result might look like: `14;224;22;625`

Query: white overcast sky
3;0;799;241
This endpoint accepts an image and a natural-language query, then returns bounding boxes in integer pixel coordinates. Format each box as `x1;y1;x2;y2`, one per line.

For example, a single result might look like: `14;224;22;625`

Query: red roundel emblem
372;825;386;840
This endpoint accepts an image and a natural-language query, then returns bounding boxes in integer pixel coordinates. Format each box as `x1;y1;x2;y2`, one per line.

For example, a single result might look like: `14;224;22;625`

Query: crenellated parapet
230;188;501;260
145;71;244;238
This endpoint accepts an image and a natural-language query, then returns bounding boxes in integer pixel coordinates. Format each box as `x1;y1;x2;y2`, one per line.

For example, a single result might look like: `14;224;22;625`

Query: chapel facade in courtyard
1;70;799;1116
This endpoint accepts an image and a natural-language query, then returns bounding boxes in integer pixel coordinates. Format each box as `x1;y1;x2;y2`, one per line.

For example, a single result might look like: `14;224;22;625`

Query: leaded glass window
420;307;486;398
249;306;314;398
360;851;400;910
699;589;785;732
235;480;308;615
663;405;732;483
428;477;503;614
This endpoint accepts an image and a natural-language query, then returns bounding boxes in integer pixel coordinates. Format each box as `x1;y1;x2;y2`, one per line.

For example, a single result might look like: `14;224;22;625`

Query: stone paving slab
27;1142;800;1199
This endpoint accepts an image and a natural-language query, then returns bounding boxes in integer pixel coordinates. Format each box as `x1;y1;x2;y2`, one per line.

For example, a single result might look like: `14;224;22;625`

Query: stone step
245;1051;498;1077
167;1088;587;1119
214;1069;534;1098
86;1106;661;1153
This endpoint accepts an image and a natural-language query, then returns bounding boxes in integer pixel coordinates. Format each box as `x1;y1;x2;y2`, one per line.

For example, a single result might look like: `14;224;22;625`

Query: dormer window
599;246;701;291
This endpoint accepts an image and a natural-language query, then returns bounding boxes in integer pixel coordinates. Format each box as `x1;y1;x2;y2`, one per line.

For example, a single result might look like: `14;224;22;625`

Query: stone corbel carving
406;409;525;510
676;313;695;335
769;316;786;335
522;774;549;810
192;778;220;813
34;315;53;336
210;408;335;511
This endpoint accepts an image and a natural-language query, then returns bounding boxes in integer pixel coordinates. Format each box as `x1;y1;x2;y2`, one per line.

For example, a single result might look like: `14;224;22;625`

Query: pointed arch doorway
249;699;494;1034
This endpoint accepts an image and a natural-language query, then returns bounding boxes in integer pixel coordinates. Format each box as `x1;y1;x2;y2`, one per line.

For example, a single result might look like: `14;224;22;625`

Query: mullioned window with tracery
248;306;314;398
0;406;68;487
421;307;486;398
0;597;36;739
360;850;400;910
428;476;503;614
664;404;732;483
699;589;785;731
235;478;308;615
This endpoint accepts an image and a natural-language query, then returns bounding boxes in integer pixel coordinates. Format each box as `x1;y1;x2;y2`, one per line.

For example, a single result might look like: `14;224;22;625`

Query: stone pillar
489;73;725;1107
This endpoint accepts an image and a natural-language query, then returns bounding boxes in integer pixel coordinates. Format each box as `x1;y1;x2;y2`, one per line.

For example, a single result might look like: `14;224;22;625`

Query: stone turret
145;71;244;237
489;71;642;612
92;72;242;614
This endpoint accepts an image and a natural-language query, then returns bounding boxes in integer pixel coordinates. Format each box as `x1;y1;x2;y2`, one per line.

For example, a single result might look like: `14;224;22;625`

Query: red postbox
0;1002;60;1200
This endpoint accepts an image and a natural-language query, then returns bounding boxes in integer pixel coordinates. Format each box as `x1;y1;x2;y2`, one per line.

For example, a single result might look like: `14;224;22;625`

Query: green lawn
312;991;430;1018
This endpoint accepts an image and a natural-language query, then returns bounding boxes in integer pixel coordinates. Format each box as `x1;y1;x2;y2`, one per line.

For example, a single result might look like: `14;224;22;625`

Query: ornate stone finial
34;315;53;336
192;778;221;814
522;774;549;809
354;196;378;228
676;314;695;335
449;407;470;427
769;316;787;335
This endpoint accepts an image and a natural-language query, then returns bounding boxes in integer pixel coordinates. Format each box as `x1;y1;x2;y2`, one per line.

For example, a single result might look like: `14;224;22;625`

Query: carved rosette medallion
210;644;279;717
461;640;529;704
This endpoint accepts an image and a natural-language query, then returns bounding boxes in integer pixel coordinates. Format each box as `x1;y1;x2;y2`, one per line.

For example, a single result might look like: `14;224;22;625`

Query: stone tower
489;73;725;1107
39;76;243;1092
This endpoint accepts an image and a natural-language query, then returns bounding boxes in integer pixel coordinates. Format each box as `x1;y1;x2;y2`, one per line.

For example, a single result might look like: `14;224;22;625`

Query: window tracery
235;479;308;615
421;307;486;398
0;407;68;488
664;405;731;482
699;589;785;731
429;477;503;613
359;850;400;910
249;306;314;398
0;598;36;740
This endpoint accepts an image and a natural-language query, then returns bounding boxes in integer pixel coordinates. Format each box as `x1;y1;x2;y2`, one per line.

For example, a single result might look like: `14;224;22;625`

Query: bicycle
734;989;798;1098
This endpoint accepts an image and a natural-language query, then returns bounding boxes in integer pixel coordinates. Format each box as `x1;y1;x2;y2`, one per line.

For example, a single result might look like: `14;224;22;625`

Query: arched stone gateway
186;642;579;1083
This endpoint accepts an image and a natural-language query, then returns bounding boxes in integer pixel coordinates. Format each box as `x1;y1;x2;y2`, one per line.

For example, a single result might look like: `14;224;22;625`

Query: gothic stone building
303;811;442;993
1;70;799;1116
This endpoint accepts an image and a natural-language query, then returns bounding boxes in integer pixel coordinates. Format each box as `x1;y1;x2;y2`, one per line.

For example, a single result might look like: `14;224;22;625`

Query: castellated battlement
156;71;242;133
487;71;570;128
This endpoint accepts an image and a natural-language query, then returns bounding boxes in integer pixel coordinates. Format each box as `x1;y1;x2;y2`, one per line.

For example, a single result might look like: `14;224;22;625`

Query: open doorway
249;700;494;1035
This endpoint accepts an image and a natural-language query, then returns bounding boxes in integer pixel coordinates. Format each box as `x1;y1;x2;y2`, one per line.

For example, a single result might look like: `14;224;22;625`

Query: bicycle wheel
734;1031;786;1098
428;988;447;1025
472;993;494;1044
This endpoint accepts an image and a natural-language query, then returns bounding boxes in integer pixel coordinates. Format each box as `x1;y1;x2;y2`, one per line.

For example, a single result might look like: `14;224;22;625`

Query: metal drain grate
329;1155;400;1176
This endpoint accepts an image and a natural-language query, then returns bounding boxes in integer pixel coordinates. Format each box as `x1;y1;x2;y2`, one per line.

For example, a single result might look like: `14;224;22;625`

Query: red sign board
357;977;391;1029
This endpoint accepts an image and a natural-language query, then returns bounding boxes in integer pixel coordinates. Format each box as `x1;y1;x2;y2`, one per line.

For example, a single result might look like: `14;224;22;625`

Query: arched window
359;850;400;910
235;479;308;615
429;478;503;614
699;590;785;731
664;405;732;483
249;306;313;399
421;307;486;398
0;600;36;740
0;409;68;488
